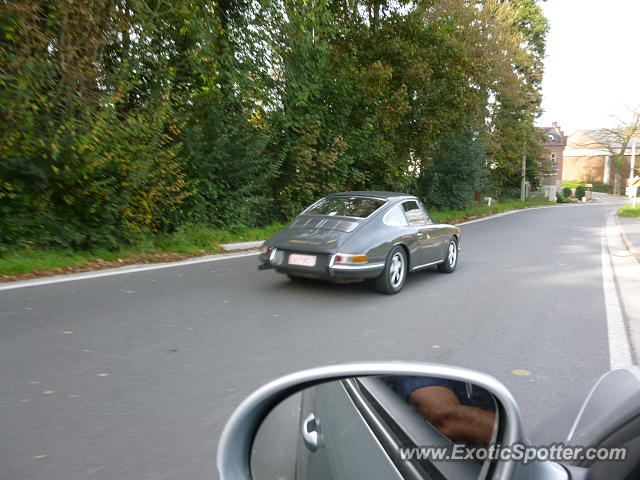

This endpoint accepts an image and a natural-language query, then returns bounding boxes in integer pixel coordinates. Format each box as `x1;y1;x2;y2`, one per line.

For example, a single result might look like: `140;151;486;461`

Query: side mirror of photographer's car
216;362;571;480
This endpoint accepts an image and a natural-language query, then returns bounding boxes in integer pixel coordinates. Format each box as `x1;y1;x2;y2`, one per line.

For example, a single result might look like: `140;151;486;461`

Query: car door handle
302;412;322;451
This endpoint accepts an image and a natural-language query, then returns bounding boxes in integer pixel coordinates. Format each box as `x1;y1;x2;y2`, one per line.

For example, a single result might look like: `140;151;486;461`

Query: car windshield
304;197;386;218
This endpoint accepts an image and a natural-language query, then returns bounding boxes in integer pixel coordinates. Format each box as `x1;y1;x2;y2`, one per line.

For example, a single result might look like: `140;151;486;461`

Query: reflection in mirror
251;392;301;480
251;375;500;480
395;376;497;446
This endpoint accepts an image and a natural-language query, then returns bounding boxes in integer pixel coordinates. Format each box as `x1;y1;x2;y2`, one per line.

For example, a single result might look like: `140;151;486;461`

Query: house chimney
552;121;558;128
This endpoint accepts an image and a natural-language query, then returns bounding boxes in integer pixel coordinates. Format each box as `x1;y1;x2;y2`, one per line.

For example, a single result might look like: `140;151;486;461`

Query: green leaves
1;0;548;251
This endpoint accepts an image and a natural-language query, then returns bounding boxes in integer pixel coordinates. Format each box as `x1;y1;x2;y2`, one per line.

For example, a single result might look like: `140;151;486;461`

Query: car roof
327;191;416;200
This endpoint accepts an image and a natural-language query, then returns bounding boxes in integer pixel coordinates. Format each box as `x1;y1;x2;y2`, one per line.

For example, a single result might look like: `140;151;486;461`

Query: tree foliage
0;0;548;251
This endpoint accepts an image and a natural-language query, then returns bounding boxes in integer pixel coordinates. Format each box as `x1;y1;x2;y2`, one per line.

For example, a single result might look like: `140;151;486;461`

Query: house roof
539;126;567;146
575;129;639;154
582;129;624;149
540;127;564;144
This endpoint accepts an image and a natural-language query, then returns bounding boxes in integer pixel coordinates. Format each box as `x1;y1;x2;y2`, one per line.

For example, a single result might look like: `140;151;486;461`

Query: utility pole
520;142;527;201
632;141;638;209
630;140;636;179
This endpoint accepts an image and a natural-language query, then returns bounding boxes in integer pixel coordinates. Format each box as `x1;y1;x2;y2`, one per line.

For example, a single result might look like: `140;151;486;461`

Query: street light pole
630;140;636;179
632;141;637;209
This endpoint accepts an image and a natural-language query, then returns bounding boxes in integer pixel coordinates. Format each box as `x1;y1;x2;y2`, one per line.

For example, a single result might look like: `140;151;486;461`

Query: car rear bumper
259;249;384;280
328;262;385;279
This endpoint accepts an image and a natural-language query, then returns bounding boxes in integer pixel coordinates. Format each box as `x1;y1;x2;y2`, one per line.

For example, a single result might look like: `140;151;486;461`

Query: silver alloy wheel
389;252;405;288
448;240;457;267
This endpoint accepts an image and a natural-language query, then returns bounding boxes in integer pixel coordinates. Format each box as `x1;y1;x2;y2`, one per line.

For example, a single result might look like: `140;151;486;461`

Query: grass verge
617;204;640;218
430;198;554;224
0;223;285;278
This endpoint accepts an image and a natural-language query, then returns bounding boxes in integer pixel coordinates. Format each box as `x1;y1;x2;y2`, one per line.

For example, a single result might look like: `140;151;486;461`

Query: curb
603;214;639;368
220;240;264;251
615;215;640;260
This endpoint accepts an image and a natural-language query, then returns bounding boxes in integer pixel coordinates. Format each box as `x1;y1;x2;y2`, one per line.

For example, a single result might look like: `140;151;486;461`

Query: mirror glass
250;375;501;480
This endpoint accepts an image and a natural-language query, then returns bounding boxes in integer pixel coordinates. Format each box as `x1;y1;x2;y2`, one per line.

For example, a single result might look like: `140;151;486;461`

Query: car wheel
437;237;458;273
375;246;407;294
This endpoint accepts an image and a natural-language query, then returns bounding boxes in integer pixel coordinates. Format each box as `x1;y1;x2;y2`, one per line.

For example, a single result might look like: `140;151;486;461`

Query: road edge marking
457;205;564;226
456;202;617;227
602;214;635;370
0;251;260;292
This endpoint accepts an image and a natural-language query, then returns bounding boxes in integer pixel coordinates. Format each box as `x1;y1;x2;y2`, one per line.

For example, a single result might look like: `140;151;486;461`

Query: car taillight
262;246;272;257
334;254;368;264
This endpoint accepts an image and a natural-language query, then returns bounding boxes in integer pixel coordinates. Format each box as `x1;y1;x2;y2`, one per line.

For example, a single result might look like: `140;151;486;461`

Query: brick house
539;122;568;199
563;130;638;184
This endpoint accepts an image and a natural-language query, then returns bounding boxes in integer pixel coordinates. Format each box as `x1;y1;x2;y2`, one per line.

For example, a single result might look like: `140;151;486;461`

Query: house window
550;152;558;172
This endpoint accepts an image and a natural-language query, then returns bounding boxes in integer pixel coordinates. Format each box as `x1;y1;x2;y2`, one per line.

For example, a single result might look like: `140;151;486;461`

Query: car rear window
304;197;386;218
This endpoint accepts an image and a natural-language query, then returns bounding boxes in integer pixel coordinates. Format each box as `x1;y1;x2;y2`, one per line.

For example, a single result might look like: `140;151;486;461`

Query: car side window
402;201;427;225
383;204;409;227
418;202;434;225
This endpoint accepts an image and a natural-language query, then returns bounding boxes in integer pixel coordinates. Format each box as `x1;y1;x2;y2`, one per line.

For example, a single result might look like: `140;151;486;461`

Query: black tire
437;237;458;273
375;246;408;294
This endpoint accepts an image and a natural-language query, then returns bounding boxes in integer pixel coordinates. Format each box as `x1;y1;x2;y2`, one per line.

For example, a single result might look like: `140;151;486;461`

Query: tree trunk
613;173;621;196
613;153;624;196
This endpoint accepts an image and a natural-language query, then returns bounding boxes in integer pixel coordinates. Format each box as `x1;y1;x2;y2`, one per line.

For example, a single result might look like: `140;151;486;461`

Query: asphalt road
0;200;629;480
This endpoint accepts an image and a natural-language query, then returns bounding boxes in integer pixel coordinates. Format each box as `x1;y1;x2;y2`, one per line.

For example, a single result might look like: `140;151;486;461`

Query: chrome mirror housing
216;362;527;480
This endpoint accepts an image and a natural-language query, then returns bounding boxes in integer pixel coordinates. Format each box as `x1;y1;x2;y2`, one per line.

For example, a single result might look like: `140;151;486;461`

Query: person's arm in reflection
408;385;495;447
393;377;496;446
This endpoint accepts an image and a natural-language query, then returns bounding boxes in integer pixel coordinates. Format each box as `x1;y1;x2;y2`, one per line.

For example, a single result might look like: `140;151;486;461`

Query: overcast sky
536;0;640;135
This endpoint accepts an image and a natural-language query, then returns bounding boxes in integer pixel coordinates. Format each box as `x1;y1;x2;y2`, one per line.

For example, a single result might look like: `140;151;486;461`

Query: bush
575;185;586;199
563;180;612;194
556;192;568;203
591;181;613;194
562;187;572;197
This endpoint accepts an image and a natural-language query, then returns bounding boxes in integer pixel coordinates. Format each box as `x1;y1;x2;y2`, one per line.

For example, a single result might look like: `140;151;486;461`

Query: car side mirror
217;362;536;480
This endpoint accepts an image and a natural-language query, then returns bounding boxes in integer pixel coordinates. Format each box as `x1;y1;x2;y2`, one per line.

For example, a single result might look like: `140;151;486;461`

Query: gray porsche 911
258;191;461;294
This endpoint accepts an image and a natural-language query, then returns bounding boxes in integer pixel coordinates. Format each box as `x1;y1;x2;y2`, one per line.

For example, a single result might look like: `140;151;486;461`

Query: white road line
601;214;634;369
456;205;562;226
0;251;260;292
